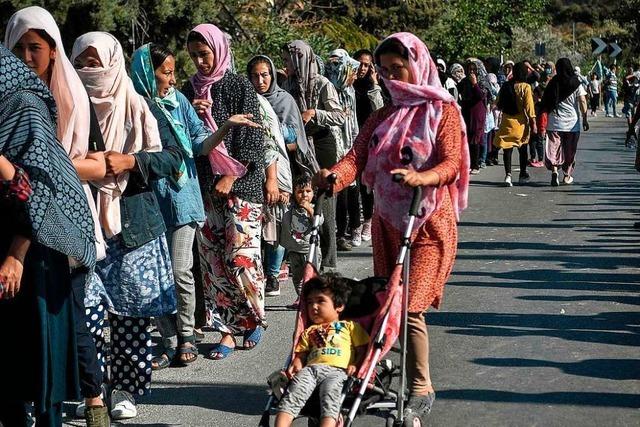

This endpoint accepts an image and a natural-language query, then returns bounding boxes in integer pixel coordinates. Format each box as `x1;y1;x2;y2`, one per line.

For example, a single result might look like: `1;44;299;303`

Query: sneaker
504;175;513;187
470;168;480;175
75;401;86;418
85;405;110;427
265;276;280;296
518;172;530;185
337;237;353;251
110;390;137;420
551;172;559;187
532;160;544;168
361;219;372;242
350;226;363;247
479;162;487;169
563;175;574;185
491;158;499;165
605;113;612;118
277;264;289;283
615;114;623;118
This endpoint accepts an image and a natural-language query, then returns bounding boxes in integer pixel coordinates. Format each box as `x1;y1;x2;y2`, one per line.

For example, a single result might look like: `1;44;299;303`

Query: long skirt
371;191;458;312
544;131;580;176
197;194;265;334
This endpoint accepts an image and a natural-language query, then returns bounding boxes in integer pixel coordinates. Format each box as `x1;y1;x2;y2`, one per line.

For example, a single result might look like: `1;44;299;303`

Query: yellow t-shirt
295;320;370;369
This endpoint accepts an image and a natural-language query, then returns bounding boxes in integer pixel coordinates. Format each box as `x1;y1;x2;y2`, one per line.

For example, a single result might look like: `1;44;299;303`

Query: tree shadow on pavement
136;382;266;416
427;311;640;347
472;357;640;381
435;389;640;408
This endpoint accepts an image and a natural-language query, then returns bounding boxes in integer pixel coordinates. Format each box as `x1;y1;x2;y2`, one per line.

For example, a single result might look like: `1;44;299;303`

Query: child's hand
346;364;357;377
286;357;303;379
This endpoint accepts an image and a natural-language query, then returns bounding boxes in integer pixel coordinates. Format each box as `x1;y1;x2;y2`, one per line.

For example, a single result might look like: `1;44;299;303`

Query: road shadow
472;357;640;380
436;389;640;408
428;311;640;347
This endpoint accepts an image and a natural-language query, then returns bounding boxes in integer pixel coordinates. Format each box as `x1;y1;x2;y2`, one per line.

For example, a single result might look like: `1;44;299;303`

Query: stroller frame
259;175;423;427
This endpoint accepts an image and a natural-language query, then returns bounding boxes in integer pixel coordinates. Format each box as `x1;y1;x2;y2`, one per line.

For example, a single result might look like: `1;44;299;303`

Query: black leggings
336;185;361;237
504;145;529;176
590;95;599;113
359;182;374;221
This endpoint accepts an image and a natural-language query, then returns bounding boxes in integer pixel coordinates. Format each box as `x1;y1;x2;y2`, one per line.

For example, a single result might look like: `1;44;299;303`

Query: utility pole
572;22;576;55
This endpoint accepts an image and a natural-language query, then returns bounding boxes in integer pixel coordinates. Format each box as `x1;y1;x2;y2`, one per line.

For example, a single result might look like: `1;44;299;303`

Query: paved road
65;115;640;426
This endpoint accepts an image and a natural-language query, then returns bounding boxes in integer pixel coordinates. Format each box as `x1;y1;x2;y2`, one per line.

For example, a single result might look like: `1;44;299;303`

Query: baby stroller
258;174;426;427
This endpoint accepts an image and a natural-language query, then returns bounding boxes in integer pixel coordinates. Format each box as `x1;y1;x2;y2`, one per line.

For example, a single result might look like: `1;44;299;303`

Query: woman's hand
214;175;236;198
265;177;279;205
391;169;439;187
301;109;316;124
312;169;334;189
104;152;135;176
192;99;212;115
469;73;478;86
0;255;24;299
225;114;262;130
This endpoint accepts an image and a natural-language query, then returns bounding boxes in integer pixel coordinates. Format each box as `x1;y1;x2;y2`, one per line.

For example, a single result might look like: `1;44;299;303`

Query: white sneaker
470;168;480;175
361;220;372;242
504;175;513;187
350;226;363;247
75;401;86;418
110;390;137;420
563;175;574;185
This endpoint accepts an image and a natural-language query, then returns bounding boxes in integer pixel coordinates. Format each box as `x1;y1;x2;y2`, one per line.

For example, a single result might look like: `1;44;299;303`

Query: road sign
591;37;607;56
535;42;546;57
609;42;622;58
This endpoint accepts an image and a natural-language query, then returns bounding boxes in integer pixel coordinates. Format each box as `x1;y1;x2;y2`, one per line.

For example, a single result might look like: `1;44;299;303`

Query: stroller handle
314;173;337;215
392;173;423;217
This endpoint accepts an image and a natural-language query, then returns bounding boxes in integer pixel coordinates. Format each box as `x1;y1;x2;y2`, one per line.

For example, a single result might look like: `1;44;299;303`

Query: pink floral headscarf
188;23;246;177
362;32;470;232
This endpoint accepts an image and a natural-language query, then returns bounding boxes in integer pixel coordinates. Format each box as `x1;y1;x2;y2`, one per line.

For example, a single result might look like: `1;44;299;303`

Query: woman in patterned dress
0;44;96;426
182;24;266;359
315;33;470;418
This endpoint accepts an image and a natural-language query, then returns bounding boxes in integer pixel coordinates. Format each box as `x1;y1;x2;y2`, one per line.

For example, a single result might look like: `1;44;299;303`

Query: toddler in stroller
275;274;369;427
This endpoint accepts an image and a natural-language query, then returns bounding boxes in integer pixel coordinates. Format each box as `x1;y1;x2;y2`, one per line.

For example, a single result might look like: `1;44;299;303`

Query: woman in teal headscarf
0;43;96;426
130;43;261;368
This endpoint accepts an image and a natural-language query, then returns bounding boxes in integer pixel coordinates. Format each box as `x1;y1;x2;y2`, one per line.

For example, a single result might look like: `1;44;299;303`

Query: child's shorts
278;364;347;420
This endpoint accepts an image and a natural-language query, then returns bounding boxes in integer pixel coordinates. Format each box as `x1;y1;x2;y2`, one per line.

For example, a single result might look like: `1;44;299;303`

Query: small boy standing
280;175;323;297
275;275;369;427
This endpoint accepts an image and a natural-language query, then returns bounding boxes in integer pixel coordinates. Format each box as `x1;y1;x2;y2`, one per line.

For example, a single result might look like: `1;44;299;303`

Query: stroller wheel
402;413;423;427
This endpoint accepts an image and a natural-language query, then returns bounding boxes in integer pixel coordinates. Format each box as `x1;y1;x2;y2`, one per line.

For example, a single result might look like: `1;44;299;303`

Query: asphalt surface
64;114;640;426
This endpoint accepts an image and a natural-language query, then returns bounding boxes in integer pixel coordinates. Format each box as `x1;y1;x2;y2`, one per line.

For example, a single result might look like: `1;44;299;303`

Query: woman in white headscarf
5;6;109;423
71;31;182;419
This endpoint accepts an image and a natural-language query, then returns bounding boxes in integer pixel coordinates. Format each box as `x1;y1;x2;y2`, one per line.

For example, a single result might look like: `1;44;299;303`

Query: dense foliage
1;0;638;81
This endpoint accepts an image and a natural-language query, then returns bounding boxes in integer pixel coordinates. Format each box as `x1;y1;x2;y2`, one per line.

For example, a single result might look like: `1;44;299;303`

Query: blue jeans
264;243;286;279
604;90;618;116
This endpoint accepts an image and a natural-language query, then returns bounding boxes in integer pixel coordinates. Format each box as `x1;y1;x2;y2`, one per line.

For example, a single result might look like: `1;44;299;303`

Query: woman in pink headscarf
315;33;470;417
182;24;266;360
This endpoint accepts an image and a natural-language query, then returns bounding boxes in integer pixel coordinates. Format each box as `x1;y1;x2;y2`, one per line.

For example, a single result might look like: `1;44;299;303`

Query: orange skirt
371;191;458;312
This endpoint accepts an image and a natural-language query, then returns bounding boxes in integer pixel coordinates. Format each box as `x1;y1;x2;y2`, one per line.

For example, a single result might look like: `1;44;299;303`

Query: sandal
151;348;176;371
207;343;235;360
177;338;199;365
242;327;263;350
406;391;436;417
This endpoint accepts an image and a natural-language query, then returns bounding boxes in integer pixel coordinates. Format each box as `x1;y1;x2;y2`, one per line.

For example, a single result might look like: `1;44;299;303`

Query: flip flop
207;343;235;360
177;343;199;365
242;327;263;350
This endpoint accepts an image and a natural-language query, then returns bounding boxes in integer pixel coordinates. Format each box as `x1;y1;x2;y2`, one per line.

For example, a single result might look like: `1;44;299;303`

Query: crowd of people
0;5;639;427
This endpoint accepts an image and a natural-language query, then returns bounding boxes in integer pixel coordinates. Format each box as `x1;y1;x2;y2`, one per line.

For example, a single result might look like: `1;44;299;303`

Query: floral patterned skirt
197;194;265;334
94;234;176;318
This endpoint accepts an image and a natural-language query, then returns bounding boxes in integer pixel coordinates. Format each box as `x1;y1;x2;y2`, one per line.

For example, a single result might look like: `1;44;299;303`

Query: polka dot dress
110;315;153;396
85;304;107;378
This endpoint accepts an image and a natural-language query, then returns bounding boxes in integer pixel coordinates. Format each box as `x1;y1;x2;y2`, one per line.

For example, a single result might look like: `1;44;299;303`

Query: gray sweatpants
156;223;197;349
278;364;347;420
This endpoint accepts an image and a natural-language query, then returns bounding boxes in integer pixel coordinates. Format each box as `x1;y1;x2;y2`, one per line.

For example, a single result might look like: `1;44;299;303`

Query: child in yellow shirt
275;274;369;427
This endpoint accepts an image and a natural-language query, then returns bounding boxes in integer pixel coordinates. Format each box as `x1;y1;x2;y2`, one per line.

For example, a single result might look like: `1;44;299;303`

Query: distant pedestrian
603;64;621;118
588;73;601;116
540;58;589;186
458;58;489;174
493;62;537;186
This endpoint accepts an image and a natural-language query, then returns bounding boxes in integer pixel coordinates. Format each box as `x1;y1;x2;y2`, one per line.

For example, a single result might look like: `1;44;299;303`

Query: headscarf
70;32;161;239
187;24;246;178
465;57;492;96
449;63;465;83
325;49;360;92
362;33;470;233
436;58;447;71
0;44;96;267
246;55;319;174
541;57;581;113
5;6;106;260
130;43;188;188
4;6;90;158
284;40;319;112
